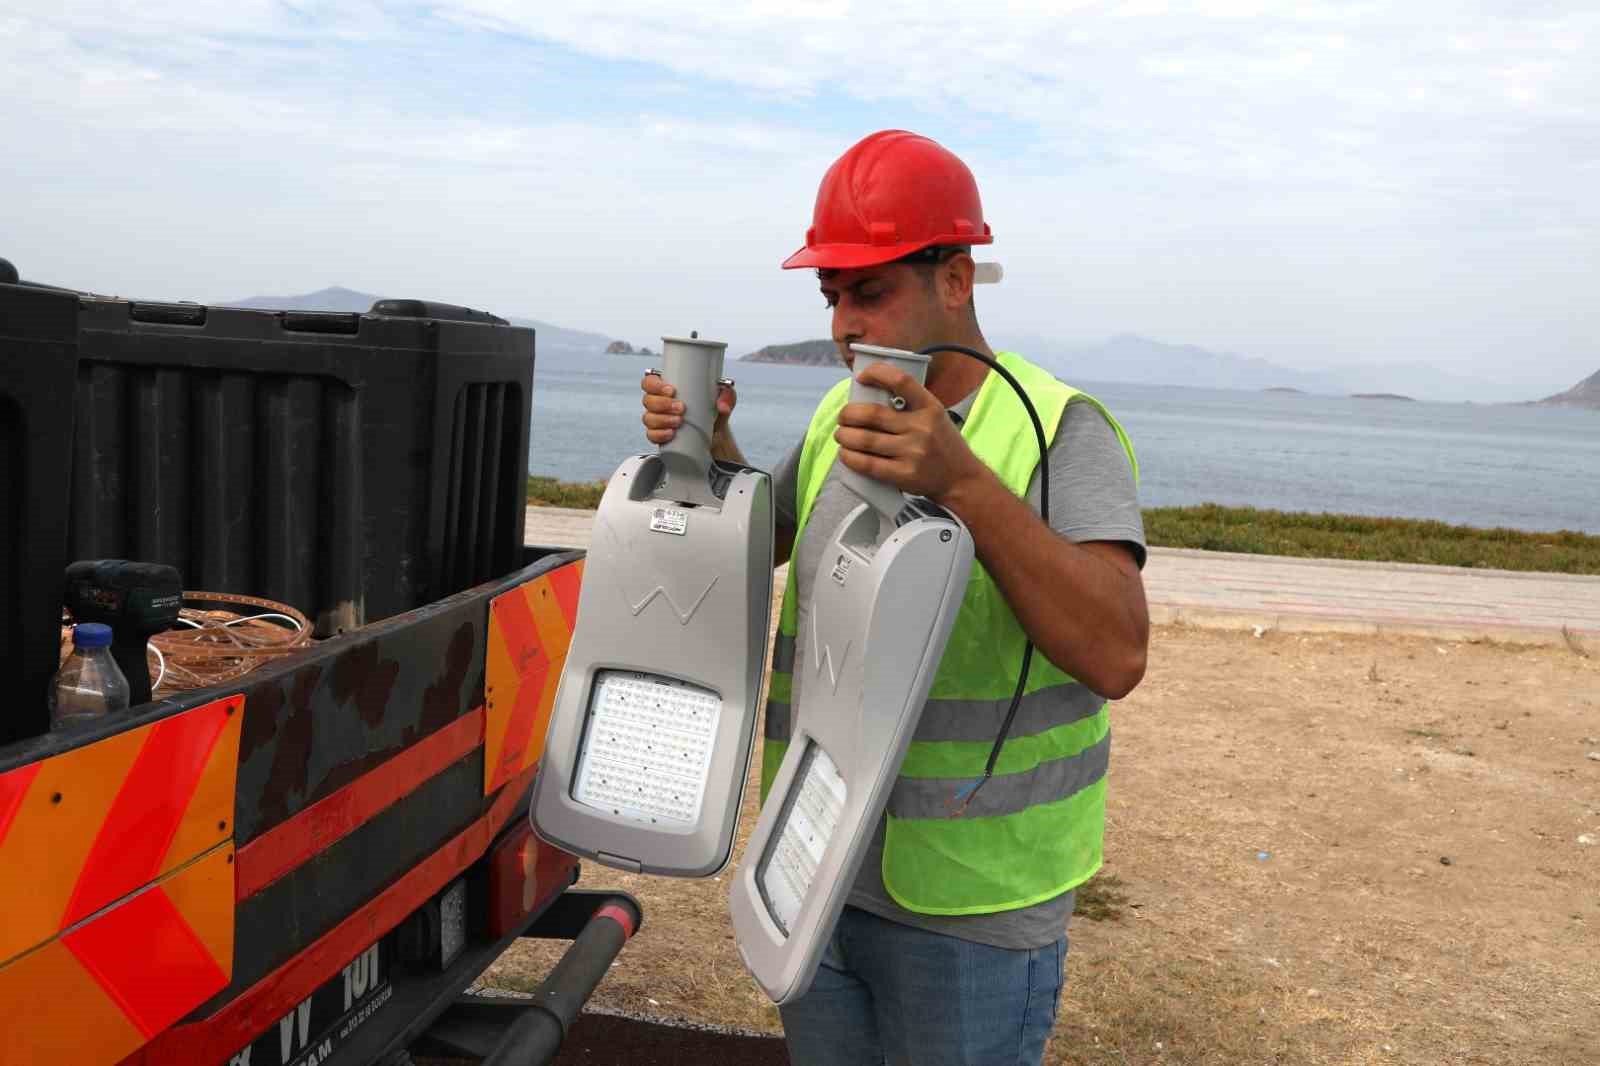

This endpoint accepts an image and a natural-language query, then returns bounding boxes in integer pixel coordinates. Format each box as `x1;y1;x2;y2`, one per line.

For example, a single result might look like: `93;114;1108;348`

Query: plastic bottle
50;623;131;729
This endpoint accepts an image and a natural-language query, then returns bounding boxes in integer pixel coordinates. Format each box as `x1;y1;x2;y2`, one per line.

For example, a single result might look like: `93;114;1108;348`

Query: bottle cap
73;622;113;648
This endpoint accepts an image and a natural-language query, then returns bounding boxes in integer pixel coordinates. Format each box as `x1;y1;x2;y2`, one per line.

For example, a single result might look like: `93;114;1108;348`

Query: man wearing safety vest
643;129;1149;1066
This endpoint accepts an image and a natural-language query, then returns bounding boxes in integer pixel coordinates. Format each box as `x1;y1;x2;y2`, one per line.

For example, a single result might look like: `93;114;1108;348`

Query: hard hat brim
781;234;992;271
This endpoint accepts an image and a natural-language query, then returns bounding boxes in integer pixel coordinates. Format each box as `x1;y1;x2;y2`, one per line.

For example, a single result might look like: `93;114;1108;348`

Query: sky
3;1;1596;395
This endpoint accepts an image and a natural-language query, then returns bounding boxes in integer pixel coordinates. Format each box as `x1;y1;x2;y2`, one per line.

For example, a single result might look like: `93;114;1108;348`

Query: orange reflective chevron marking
1;843;233;1064
64;696;236;926
484;561;583;794
0;939;146;1063
163;695;246;874
522;568;575;767
491;588;553;794
0;760;41;847
548;557;585;629
483;606;518;790
163;835;235;973
64;845;233;1039
0;727;147;962
0;696;241;1062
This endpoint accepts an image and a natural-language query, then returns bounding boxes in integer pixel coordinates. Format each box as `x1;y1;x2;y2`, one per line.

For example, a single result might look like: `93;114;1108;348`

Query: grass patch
1143;503;1600;574
1074;873;1131;922
526;475;605;509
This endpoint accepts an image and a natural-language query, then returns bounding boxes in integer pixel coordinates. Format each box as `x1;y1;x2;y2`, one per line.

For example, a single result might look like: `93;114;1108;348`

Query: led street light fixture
532;335;775;878
729;344;975;1003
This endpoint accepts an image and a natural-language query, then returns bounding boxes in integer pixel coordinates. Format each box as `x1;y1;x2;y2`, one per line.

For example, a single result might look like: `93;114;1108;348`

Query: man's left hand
834;363;988;502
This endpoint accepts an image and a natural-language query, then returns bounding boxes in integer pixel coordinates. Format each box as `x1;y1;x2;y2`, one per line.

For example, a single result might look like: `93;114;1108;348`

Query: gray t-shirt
770;385;1145;949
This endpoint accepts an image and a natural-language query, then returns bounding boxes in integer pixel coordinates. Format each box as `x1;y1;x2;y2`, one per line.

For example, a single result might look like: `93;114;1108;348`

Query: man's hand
833;362;988;502
641;372;736;447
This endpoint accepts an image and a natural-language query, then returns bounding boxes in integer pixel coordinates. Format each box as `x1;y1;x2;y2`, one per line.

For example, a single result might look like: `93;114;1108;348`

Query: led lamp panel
573;670;722;827
529;402;774;878
760;743;846;934
728;493;972;1004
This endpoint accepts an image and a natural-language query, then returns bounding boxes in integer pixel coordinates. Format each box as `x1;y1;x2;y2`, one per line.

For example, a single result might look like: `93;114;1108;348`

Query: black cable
915;345;1050;817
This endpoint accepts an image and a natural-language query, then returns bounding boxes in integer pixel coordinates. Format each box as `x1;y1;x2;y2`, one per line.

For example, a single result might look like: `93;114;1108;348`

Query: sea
528;350;1599;535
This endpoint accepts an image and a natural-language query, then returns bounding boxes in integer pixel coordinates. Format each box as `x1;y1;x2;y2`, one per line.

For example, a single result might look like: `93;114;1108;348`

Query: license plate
223;937;393;1066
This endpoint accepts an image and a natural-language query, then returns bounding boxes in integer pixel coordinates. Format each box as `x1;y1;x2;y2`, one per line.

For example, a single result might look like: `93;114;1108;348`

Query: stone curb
524;506;1598;651
1150;545;1600;585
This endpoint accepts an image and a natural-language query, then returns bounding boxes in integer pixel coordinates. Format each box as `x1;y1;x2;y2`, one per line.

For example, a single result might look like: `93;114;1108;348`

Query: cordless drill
63;560;184;707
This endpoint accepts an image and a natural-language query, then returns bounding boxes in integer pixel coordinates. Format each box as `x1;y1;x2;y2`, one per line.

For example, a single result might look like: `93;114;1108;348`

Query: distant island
219;286;616;357
1534;368;1600;410
739;339;841;366
1350;392;1416;402
208;287;1571;403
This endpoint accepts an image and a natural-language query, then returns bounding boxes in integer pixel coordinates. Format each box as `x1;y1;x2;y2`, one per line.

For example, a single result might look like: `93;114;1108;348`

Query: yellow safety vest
760;351;1138;914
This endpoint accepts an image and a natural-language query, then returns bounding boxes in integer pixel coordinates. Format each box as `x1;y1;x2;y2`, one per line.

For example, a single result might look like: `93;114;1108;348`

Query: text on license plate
223;938;392;1066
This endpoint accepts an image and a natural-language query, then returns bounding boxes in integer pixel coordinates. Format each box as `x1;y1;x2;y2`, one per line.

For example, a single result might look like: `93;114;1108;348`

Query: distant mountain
223;286;378;313
503;316;616;356
1029;334;1346;394
738;333;1337;389
1535;369;1600;410
1024;334;1536;402
735;332;1549;402
740;339;842;366
221;287;617;356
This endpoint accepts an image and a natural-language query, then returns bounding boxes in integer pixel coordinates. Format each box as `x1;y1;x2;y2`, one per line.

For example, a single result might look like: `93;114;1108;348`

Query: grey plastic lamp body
531;335;775;877
833;344;927;527
728;344;975;1003
656;336;725;507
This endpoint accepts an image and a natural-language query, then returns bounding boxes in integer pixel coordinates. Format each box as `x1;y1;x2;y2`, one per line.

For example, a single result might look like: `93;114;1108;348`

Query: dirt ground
483;625;1600;1065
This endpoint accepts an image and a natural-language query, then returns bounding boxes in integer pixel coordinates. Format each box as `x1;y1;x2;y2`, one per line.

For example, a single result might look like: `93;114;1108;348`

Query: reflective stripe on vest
761;351;1138;916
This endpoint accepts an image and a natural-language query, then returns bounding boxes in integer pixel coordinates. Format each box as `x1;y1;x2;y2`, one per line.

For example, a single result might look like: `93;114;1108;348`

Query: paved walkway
525;506;1600;648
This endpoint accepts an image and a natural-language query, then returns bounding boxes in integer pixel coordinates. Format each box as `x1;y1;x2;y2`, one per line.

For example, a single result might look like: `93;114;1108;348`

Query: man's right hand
640;372;736;446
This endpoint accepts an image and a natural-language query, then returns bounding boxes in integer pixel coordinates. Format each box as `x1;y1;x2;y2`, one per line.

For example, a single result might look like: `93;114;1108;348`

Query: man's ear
940;253;976;312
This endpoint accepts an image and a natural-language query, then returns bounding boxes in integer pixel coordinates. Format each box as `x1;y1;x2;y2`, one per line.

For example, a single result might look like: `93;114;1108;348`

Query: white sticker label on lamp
761;743;847;934
650;508;689;535
572;670;722;826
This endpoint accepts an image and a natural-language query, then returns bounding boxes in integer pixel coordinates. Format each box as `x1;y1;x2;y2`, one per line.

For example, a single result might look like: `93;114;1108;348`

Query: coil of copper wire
60;591;314;696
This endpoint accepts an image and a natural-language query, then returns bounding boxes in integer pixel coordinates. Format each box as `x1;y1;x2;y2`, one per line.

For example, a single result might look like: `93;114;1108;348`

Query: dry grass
1143;504;1600;574
482;767;785;1035
483;625;1600;1065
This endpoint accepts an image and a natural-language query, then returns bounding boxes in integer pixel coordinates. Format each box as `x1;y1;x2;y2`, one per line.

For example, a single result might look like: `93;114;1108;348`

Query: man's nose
832;304;863;352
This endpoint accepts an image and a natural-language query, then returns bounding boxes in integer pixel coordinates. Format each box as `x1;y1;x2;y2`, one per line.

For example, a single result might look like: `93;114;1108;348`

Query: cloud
1;1;1595;390
457;3;1596;168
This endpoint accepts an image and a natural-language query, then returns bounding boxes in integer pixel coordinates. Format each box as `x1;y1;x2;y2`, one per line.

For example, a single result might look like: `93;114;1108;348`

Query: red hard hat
781;130;993;271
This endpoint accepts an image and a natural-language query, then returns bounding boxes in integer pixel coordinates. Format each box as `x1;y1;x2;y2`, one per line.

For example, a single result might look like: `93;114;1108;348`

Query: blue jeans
778;906;1066;1066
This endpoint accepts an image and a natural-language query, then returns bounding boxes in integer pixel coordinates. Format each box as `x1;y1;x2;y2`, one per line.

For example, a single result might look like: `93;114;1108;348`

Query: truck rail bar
416;890;643;1065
